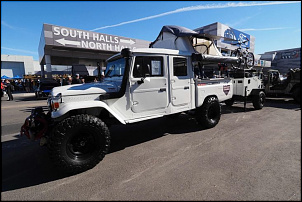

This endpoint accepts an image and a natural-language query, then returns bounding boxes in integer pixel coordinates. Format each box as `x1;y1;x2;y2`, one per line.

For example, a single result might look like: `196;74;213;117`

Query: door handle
159;88;166;92
184;86;189;90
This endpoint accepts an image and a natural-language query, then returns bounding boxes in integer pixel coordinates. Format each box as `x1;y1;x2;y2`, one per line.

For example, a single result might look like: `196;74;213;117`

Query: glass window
173;57;187;76
105;57;125;78
133;56;163;78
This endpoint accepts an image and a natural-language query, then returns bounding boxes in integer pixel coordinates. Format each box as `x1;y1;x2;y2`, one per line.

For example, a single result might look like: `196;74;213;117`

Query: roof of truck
107;48;192;62
132;48;192;55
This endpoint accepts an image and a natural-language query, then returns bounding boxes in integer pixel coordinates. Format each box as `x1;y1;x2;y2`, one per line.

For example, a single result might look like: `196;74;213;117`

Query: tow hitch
20;107;50;145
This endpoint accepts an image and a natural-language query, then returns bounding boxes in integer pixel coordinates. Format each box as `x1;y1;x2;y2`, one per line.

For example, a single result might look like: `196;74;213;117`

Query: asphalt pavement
1;92;301;200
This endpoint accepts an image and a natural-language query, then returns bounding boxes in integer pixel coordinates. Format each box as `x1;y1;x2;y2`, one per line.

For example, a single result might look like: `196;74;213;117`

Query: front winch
20;107;50;141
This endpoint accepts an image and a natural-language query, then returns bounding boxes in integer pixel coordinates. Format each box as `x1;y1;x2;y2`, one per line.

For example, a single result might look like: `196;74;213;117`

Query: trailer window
173;57;187;76
133;56;163;78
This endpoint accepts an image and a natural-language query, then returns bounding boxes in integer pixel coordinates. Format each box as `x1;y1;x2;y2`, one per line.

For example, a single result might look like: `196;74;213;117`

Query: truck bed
195;78;233;106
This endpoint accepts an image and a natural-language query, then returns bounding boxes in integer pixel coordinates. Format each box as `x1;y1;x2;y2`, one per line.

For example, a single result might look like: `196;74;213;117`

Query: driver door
130;56;168;114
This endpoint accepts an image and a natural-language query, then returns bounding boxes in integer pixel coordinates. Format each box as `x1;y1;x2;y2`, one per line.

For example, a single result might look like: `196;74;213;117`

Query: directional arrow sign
55;38;81;46
120;38;135;45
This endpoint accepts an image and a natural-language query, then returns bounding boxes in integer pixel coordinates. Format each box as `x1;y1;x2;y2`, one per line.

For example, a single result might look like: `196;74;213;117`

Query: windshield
105;57;125;78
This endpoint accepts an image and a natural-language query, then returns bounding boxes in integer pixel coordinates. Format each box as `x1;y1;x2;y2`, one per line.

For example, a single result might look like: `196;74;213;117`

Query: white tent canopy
150;25;222;56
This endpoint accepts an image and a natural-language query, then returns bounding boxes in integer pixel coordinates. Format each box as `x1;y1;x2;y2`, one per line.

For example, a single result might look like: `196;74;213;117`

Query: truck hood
51;80;121;97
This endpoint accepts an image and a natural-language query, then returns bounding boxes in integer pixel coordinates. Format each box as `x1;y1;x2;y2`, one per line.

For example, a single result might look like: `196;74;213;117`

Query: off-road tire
48;114;110;175
196;96;221;129
224;98;234;106
252;91;266;110
292;87;300;104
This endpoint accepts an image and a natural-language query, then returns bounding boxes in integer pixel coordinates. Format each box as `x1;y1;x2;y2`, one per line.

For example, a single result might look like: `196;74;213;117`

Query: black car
35;79;60;99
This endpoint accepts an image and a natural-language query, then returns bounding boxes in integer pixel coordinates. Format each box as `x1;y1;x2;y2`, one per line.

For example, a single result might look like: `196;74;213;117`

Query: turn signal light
51;102;60;110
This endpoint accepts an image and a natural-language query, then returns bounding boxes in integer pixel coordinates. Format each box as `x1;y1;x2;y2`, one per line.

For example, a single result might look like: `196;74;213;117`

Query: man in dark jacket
4;79;14;101
72;74;82;84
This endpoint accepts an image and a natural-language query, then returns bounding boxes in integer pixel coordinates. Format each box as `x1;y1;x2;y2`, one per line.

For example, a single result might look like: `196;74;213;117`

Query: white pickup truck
21;25;265;174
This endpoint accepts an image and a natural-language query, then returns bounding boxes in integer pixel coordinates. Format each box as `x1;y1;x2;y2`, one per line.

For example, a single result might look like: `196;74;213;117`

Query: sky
1;1;301;61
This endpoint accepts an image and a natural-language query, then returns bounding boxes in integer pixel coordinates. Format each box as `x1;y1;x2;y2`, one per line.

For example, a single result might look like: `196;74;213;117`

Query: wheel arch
198;94;218;107
51;101;126;124
250;88;265;96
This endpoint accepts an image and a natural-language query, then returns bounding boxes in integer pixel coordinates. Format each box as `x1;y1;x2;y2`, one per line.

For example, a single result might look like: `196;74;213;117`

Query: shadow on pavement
2;135;68;192
1;115;203;192
265;97;300;110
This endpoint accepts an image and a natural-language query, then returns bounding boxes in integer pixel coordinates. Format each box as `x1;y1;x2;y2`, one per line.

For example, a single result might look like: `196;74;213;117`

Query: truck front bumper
20;107;50;141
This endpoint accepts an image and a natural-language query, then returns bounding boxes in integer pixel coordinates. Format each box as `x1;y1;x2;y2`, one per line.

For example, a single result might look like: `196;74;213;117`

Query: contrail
239;27;294;31
90;1;300;31
1;47;38;55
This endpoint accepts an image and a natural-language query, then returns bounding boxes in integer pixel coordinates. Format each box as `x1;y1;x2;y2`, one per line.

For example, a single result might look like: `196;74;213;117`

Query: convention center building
2;22;300;79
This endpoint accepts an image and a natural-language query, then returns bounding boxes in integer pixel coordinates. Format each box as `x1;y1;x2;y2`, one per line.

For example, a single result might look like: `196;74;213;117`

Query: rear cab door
168;55;193;113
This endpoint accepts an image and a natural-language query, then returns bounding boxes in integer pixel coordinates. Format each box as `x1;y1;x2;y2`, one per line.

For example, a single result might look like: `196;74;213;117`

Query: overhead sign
42;24;151;52
218;24;250;49
222;27;250;49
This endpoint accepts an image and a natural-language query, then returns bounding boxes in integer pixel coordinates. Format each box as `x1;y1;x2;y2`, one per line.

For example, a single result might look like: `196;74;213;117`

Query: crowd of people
1;74;105;101
1;78;36;101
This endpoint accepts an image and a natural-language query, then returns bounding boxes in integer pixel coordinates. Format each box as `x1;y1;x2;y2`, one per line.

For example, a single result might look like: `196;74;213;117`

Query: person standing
4;79;14;101
1;80;4;97
72;74;82;84
64;76;73;85
25;79;30;93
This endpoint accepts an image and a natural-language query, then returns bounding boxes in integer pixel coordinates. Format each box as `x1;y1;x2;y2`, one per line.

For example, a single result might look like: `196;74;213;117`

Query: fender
51;100;126;124
250;88;265;95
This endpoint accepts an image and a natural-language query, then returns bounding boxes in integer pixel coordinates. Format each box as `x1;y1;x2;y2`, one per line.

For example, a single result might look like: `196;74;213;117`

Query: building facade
195;22;256;55
1;55;40;78
2;22;299;78
260;48;301;74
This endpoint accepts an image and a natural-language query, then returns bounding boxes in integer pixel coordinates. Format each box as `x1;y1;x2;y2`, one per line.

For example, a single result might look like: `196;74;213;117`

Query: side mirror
137;78;144;84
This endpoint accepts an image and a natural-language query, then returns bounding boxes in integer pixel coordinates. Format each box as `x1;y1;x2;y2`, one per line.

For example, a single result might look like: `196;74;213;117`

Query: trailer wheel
224;98;234;106
196;96;221;129
49;114;110;174
252;91;266;110
292;87;300;104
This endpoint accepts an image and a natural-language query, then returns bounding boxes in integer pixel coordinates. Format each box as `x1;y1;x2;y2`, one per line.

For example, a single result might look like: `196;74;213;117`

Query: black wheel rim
259;93;265;105
208;105;219;120
66;128;99;160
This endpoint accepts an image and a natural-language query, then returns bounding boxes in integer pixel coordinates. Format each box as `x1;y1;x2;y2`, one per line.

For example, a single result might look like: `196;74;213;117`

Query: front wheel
252;91;266;110
195;96;221;129
48;114;111;174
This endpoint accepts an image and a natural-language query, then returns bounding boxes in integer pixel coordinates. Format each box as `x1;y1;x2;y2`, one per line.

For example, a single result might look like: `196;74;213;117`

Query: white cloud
90;1;301;31
1;47;38;55
238;27;294;31
1;21;17;29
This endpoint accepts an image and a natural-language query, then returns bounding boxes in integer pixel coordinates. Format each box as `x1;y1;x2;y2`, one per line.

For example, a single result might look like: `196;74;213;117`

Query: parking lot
1;93;301;200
